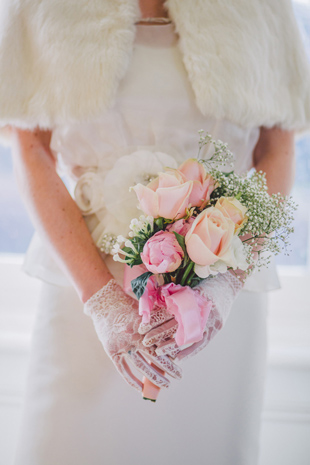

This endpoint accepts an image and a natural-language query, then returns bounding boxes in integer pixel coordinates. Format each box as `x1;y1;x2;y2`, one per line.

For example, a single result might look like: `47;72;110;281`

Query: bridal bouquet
112;130;296;348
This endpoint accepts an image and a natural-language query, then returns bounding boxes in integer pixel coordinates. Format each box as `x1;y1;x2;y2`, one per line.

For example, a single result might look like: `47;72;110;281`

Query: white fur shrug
0;0;309;131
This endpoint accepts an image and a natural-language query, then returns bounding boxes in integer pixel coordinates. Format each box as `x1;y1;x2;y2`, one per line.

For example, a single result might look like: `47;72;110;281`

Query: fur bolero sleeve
0;0;309;131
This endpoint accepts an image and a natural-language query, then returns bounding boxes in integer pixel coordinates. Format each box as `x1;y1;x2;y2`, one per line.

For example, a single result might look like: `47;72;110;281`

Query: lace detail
139;307;174;334
142;318;178;348
155;340;180;358
173;272;244;362
141;272;244;361
84;279;182;391
195;272;243;326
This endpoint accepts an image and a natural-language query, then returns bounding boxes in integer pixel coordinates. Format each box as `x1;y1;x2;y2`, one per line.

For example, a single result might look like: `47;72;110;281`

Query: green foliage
131;272;153;300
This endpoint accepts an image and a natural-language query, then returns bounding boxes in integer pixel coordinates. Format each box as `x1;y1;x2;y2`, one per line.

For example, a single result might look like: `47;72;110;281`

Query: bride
1;0;308;463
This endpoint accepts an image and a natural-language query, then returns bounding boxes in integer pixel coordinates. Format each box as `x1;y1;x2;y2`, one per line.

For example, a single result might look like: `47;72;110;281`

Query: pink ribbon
124;265;163;324
160;283;211;346
125;266;211;346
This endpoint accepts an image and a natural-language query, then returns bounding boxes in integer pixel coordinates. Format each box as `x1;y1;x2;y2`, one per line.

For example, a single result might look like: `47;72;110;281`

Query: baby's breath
209;168;297;264
197;129;234;169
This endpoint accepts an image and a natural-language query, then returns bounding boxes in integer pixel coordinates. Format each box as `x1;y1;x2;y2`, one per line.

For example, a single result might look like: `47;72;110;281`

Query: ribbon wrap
125;266;211;347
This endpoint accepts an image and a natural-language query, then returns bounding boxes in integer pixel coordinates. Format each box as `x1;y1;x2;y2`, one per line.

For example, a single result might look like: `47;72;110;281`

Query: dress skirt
13;282;268;465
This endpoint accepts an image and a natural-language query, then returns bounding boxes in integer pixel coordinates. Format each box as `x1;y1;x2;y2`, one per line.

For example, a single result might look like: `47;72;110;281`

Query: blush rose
132;171;193;220
169;158;217;209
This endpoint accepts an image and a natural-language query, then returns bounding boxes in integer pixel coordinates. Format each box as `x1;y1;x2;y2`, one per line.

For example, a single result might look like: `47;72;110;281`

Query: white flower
194;259;228;278
74;171;104;214
221;235;249;270
194;237;248;278
102;150;177;225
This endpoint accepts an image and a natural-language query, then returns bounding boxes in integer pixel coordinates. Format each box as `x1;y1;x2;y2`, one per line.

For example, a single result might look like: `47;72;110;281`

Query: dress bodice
23;22;279;292
50;23;259;180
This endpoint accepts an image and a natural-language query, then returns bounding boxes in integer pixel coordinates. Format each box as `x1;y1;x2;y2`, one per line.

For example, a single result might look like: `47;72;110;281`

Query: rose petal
156;181;193;219
132;184;159;217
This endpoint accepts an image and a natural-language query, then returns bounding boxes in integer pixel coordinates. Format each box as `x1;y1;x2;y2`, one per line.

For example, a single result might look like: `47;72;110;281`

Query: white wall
0;257;309;465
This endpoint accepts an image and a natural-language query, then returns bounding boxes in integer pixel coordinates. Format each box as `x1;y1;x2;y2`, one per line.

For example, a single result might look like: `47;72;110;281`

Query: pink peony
141;231;184;274
166;217;195;236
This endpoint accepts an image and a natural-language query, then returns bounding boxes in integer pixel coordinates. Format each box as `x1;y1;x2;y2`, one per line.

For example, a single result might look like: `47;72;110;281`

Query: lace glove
84;279;182;393
141;272;243;361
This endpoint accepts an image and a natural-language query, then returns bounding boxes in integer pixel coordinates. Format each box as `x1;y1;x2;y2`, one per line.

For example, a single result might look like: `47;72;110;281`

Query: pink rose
141;231;184;274
132;171;193;220
214;197;248;234
166;216;195;236
174;158;217;209
185;207;235;268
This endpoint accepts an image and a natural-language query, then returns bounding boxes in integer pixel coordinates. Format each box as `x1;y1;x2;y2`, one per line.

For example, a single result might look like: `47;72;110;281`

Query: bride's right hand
84;278;182;393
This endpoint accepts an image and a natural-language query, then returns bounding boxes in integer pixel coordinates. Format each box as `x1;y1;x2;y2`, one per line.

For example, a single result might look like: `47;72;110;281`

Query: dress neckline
134;22;178;48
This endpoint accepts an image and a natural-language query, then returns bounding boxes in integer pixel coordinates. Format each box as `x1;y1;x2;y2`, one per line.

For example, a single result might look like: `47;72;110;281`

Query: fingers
174;331;210;362
142;318;178;347
138;307;174;335
113;354;143;392
155;340;181;358
142;346;182;380
128;349;170;388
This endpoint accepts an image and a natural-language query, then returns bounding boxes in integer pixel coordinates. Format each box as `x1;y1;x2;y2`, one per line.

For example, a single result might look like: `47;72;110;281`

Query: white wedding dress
15;23;279;465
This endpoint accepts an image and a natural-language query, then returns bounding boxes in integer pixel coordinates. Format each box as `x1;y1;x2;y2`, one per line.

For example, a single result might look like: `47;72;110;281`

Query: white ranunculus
221;235;248;270
74;171;105;214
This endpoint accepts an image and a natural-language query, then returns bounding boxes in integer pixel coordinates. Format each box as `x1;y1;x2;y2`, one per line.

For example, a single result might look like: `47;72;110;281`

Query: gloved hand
84;278;182;392
140;272;244;361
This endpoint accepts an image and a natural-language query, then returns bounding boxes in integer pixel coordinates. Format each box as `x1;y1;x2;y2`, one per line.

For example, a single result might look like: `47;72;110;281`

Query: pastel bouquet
112;131;296;397
113;131;295;342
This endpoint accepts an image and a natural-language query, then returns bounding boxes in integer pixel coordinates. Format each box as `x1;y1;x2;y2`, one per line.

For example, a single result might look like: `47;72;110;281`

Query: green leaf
154;217;163;231
188;275;204;288
172;231;186;254
131;272;153;300
130;257;143;267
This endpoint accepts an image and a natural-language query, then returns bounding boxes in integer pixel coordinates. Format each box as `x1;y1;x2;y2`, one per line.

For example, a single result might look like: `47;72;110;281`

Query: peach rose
214;197;248;234
185;207;235;272
169;158;217;209
132;171;193;220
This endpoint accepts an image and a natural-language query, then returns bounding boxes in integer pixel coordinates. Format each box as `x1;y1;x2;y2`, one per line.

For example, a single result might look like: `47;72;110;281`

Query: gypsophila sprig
197;129;234;169
209;167;297;268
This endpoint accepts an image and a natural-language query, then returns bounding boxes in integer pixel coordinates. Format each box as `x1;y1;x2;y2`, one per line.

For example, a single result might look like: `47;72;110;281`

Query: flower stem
180;261;195;286
186;268;197;286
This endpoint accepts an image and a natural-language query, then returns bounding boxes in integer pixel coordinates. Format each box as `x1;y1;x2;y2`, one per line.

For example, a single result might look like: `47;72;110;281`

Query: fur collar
0;0;309;130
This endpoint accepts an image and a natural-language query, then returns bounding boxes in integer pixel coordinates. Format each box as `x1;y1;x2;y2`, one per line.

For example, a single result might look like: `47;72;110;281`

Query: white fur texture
0;0;140;130
0;0;309;130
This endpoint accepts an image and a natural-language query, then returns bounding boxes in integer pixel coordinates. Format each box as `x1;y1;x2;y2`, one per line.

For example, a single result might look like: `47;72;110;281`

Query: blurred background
0;1;309;464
